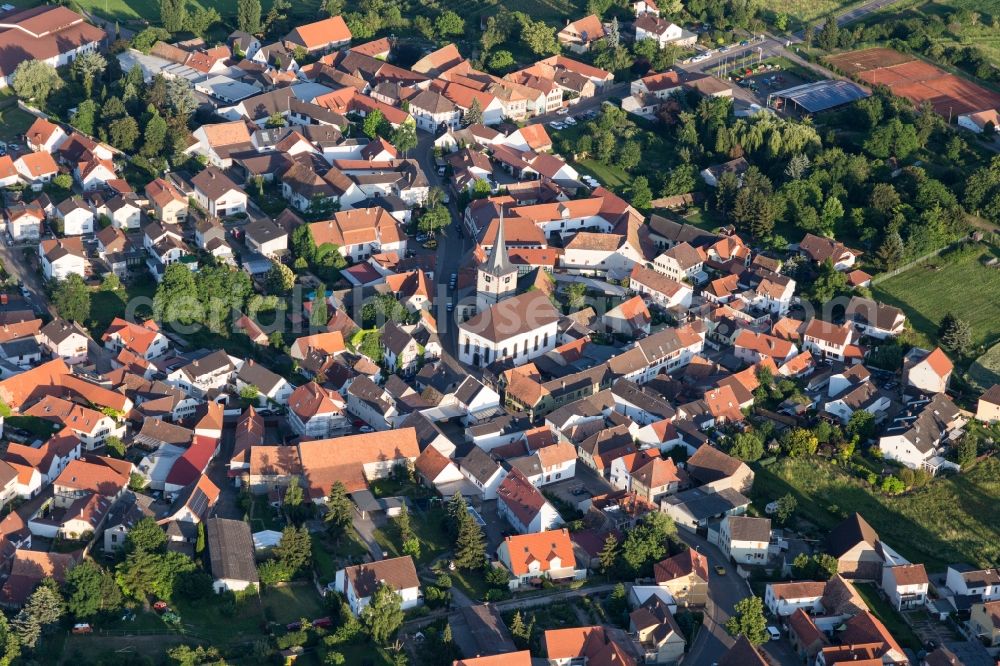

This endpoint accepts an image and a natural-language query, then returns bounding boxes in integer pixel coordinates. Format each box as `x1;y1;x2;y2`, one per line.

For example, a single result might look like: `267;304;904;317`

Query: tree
520;16;560;55
958;436;977;467
159;0;187;32
143;111;168;157
324;481;354;536
307;291;328;334
487;51;514;74
166;77;197;117
284;475;305;510
509;611;530;648
237;0;263;33
818;16;840;51
617;141;642;171
52;274;90;323
728;432;764;462
939;315;972;355
273;525;311;576
0;613;19;666
11;60;61;105
168;645;224;665
775;494;797;524
154;263;200;326
774;12;789;31
464;97;484;126
881;475;905;495
361;583;404;644
108;115;140;151
781;428;819;457
291;224;317;264
73;52;107;99
363;110;386;139
389;123;417;157
105;435;126;458
454;509;486;569
267;262;296;295
63;560;121;620
621;513;675;575
72;99;97;135
435;10;465;37
565;282;587;310
725;595;768;645
184;7;219;37
323;0;344;16
418;206;451;235
846;410;876;442
598;532;619;573
125;516;167;554
875;231;904;271
266;111;286;128
13;583;63;649
361;294;407;327
195;521;205;554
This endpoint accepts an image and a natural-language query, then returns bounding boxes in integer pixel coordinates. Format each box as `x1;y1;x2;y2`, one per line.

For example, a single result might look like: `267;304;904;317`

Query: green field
969;342;1000;390
873;242;1000;352
0;106;35;143
757;0;860;29
752;456;1000;571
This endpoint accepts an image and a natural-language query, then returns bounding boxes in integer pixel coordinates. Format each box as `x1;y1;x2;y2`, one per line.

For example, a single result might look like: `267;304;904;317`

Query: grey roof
206;517;258;583
460;446;501;484
772;79;870;113
236;359;284;394
453;376;485;405
662;486;750;521
481;212;515;277
179;349;235;381
381;321;414;356
726;515;771;542
41;318;88;345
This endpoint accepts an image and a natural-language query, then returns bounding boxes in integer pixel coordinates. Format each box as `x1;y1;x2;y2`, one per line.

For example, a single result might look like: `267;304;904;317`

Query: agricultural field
752;456;1000;571
872;242;1000;352
969;342;1000;390
58;0;325;24
756;0;860;30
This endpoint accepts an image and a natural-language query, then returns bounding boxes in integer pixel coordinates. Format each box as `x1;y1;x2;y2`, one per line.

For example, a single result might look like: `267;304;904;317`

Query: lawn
372;507;451;567
312;529;370;585
757;0;864;30
449;567;490;601
87;275;157;338
249;495;286;532
872;242;1000;352
969;342;1000;390
261;583;325;625
854;583;923;650
174;592;266;645
575;159;632;189
751;456;1000;571
0;106;36;143
63;0;325;23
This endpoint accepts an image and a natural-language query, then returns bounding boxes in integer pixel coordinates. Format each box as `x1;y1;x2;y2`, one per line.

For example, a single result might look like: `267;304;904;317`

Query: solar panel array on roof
770;79;870;113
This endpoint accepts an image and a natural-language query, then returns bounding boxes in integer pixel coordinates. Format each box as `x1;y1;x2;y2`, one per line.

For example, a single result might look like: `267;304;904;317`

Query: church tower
476;211;518;307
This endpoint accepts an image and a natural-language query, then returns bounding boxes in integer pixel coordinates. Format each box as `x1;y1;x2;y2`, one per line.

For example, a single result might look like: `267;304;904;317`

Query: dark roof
343;556;419;597
717;635;768;666
460;446;501;484
685;444;743;486
244;218;287;245
826;512;879;558
206;517;258;583
772;79;869;113
191;166;243;200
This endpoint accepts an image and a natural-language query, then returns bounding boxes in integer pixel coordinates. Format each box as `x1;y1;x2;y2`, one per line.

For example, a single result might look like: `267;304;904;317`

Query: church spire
483;209;514;276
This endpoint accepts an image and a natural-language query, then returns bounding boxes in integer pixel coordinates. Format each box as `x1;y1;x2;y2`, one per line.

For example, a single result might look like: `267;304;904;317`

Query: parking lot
543;463;614;510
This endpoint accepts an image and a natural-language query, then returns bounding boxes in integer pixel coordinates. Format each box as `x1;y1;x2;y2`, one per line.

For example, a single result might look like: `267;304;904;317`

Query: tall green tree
0;612;19;666
11;60;61;105
72;52;107;99
13;583;63;649
454;509;486;570
159;0;187;32
311;287;329;329
389;124;417;157
361;583;404;644
939;315;972;355
362;110;386;139
237;0;263;33
725;596;768;645
63;560;122;619
273;525;312;576
154;263;200;326
142;111;168;157
125;516;167;554
52;275;90;323
875;231;904;270
598;533;619;573
324;481;354;536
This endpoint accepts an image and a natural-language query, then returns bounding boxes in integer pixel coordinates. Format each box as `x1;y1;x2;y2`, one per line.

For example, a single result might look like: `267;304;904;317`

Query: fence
869;235;972;285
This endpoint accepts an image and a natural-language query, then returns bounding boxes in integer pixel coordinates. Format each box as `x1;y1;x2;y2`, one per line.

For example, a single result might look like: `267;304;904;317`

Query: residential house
846;296;906;339
629;265;694;310
634;15;696;48
234;359;294;405
346;376;398;430
825;512;886;581
970;601;1000;647
166;350;237;397
798;233;860;271
106;195;142;230
881;563;929;610
945;565;1000;602
629;595;686;665
244;218;287;257
408;89;461;132
25;395;124;449
459;446;506;500
145;178;188;224
14;151;58;188
764;581;827;617
878;393;965;472
6;202;44;241
25;118;67;153
684;444;754;494
544;626;637;666
287;382;348;438
652;242;705;283
653;548;709;607
413;446;464;494
802;319;856;363
39;318;89;365
191;167;247;218
977;385;1000;423
903;347;953;394
335;556;421;616
497;468;564;534
102;317;169;359
496;529;582;590
718;515;770;564
557;15;606;53
382;322;422;376
55;197;94;236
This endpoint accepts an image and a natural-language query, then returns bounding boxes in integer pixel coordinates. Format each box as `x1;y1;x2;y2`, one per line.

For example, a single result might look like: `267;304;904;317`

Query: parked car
714;565;726;575
767;626;781;641
556;107;569;115
359;425;375;433
72;624;93;634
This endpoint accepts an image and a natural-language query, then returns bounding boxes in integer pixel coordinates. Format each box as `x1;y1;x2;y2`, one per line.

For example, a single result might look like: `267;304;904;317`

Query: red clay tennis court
826;47;1000;118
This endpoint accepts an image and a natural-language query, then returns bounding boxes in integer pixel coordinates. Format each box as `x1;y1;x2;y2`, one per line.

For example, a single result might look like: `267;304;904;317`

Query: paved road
677;530;751;666
0;240;52;317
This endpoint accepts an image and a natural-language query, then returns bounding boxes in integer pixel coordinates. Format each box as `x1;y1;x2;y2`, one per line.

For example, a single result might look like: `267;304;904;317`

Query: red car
311;617;333;629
